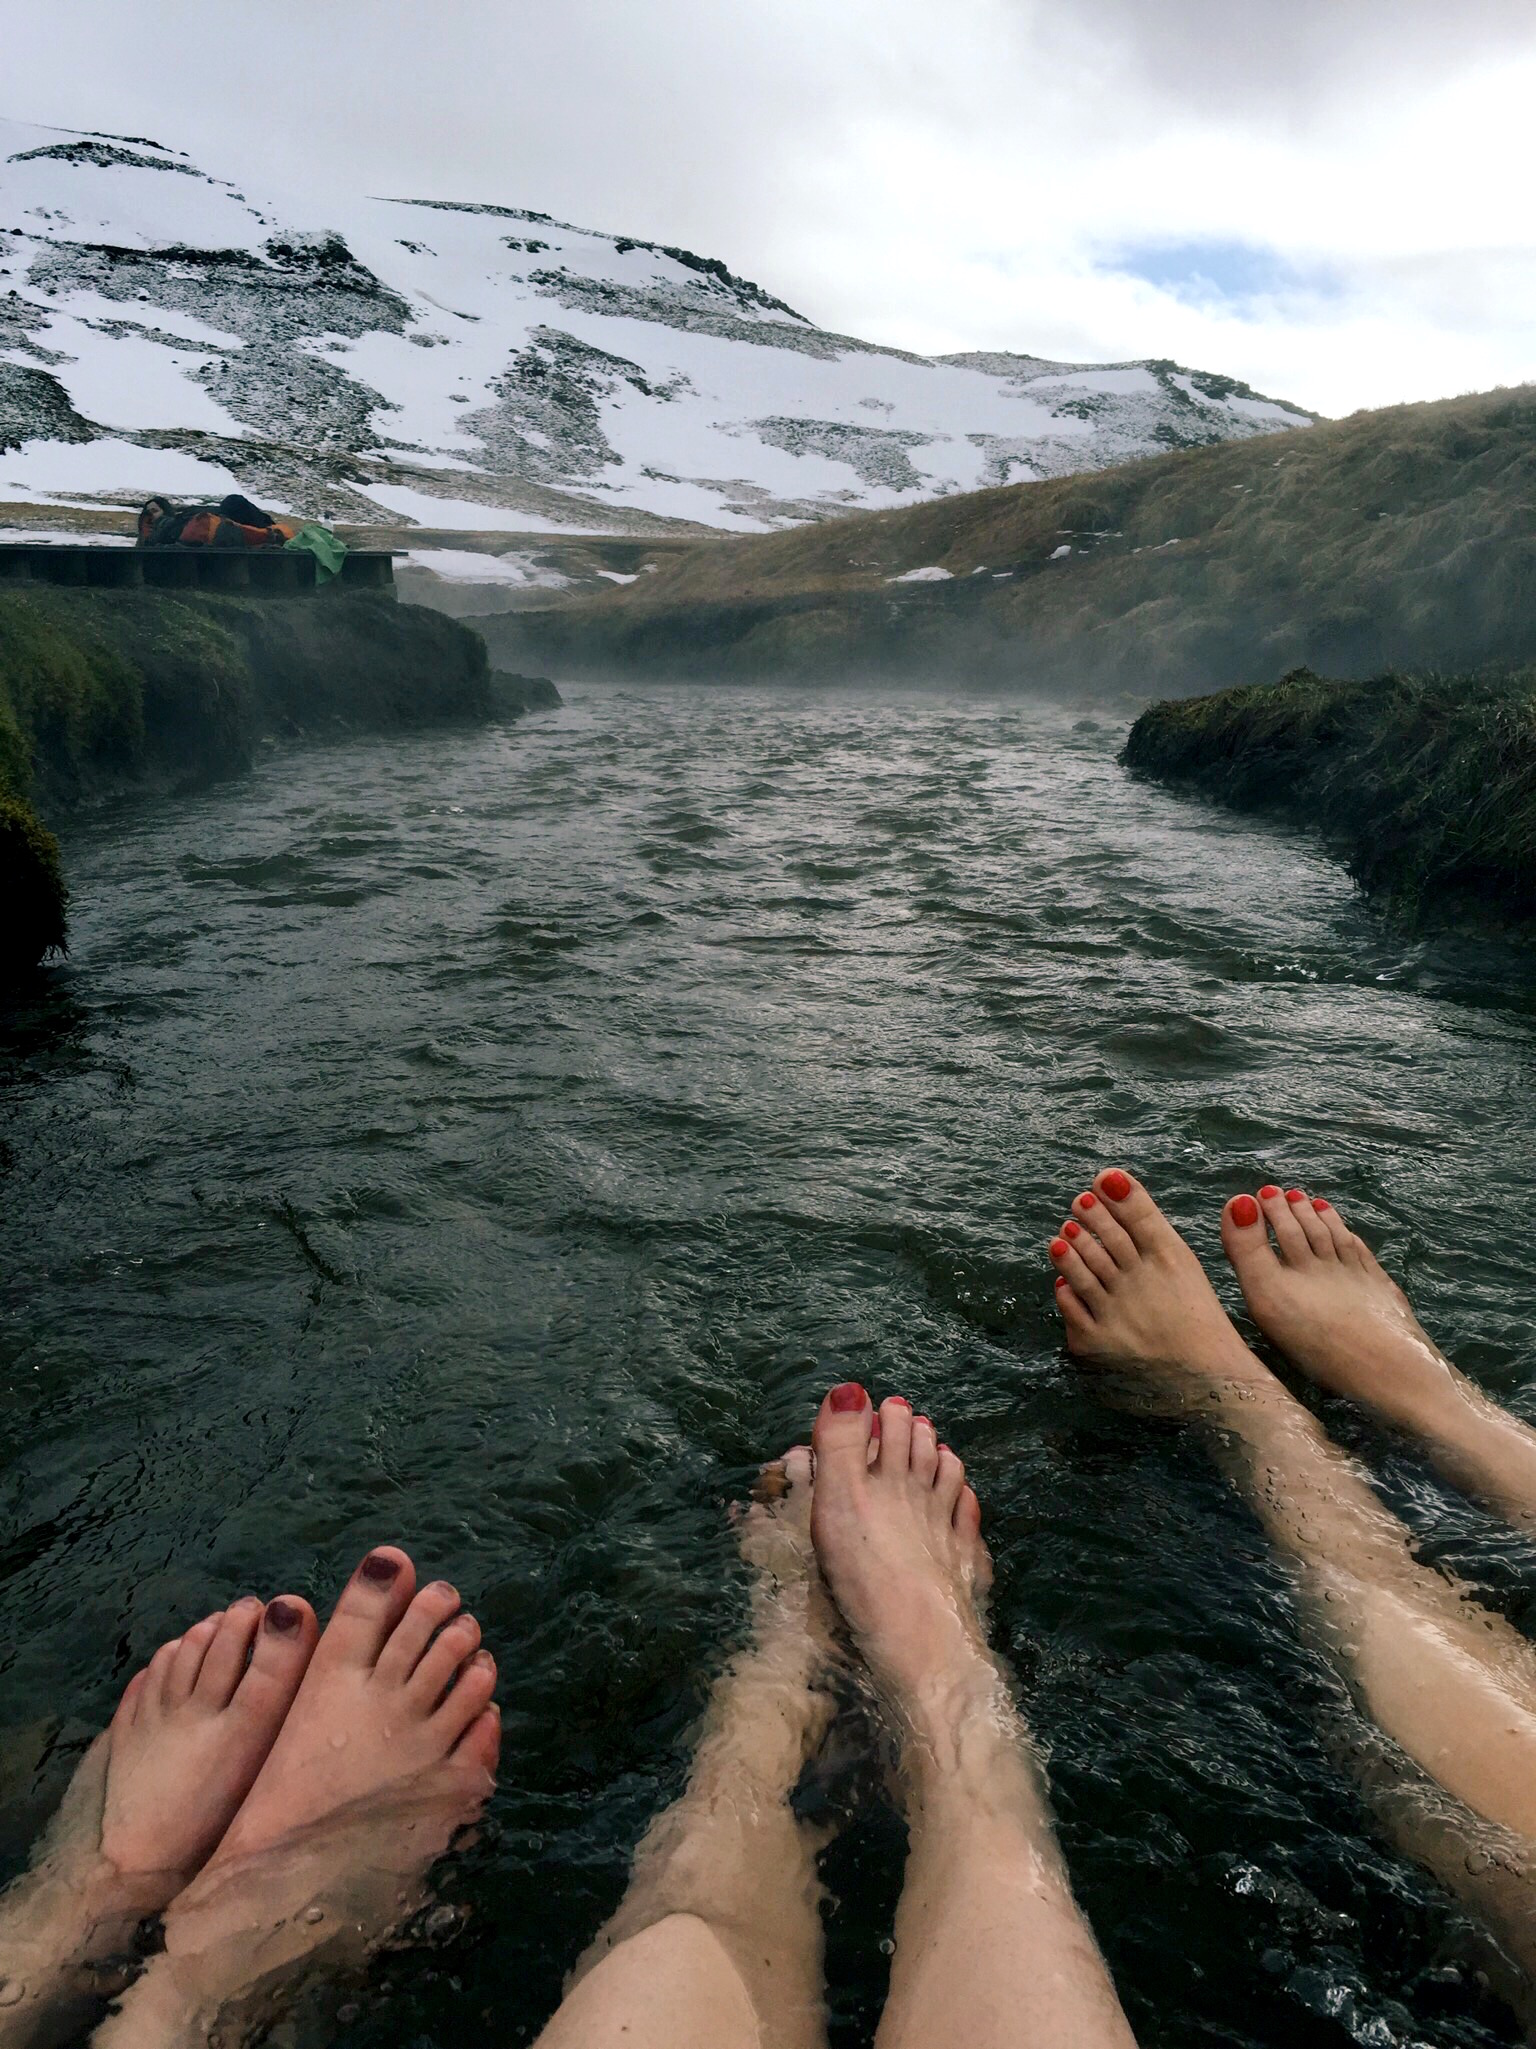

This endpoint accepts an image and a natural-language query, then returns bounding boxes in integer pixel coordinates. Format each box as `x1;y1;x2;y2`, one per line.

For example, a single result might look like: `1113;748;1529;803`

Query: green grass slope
485;385;1535;693
1124;666;1536;921
0;589;490;980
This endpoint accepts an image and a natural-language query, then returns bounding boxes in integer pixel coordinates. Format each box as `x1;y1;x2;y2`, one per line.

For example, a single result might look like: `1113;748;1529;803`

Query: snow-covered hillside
0;120;1314;534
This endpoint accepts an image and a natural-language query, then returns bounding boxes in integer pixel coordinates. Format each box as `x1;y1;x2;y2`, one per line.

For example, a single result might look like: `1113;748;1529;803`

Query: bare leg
1052;1168;1536;1986
809;1386;1137;2049
1223;1183;1536;1528
0;1596;316;2049
93;1547;499;2049
536;1447;835;2049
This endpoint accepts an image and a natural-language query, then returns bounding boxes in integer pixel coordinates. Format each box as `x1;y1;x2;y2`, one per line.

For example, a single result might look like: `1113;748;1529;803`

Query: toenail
265;1599;302;1635
1259;1184;1281;1200
471;1650;495;1672
1063;1219;1082;1238
360;1551;402;1586
1231;1195;1260;1227
886;1396;911;1409
829;1382;867;1412
1312;1197;1331;1211
1055;1275;1069;1288
915;1414;933;1429
428;1580;458;1600
1101;1170;1132;1201
1049;1237;1069;1259
1078;1192;1096;1208
1285;1188;1305;1203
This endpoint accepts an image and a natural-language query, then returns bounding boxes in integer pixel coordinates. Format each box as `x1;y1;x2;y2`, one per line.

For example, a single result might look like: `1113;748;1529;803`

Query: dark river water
5;683;1536;2047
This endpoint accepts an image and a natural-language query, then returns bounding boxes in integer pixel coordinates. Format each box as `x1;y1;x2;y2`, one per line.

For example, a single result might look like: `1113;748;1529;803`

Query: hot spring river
5;682;1536;2047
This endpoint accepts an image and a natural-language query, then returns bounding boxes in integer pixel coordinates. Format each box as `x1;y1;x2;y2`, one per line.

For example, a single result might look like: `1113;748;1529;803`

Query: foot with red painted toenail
1049;1168;1268;1404
1217;1185;1536;1527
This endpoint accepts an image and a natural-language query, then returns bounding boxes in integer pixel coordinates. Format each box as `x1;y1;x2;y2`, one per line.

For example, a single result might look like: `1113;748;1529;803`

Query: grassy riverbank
0;587;491;977
482;384;1535;693
1124;667;1536;921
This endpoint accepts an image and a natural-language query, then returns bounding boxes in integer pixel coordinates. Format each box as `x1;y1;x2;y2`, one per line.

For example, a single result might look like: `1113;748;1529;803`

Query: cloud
1;0;1532;416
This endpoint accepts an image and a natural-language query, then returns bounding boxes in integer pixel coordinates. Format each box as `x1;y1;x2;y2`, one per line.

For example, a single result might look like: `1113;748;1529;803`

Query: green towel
282;522;347;584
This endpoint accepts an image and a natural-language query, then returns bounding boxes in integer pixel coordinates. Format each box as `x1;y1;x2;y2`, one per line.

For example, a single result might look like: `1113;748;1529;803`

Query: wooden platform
0;544;397;596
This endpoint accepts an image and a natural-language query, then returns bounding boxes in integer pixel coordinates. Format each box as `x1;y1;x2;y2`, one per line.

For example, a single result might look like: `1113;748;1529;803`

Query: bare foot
1050;1167;1268;1401
809;1387;993;1743
94;1551;501;2049
101;1595;318;1894
739;1446;839;1673
212;1546;499;1862
0;1597;314;2046
1221;1185;1450;1418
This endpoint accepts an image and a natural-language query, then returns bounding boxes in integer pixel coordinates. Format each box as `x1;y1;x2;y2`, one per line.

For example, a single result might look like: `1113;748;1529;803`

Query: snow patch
887;564;953;583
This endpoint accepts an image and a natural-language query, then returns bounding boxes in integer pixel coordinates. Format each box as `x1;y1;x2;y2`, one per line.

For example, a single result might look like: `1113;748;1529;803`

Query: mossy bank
1124;666;1536;923
1;587;494;979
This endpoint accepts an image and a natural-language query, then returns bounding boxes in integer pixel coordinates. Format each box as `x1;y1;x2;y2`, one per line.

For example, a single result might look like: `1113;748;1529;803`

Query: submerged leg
93;1547;499;2049
0;1595;316;2049
536;1447;835;2049
810;1388;1137;2049
1223;1184;1536;1529
1054;1168;1536;1988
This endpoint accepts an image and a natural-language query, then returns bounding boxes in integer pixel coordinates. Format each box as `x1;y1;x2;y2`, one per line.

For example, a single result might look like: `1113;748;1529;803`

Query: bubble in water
1466;1847;1496;1875
303;1905;326;1923
879;1937;895;1956
0;1979;26;2008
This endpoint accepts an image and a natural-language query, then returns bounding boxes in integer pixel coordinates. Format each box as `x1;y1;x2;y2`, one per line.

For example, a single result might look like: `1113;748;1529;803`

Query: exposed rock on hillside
0;117;1313;534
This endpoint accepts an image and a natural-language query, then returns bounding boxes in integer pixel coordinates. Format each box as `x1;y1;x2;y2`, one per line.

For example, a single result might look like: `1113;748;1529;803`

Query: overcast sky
4;0;1533;417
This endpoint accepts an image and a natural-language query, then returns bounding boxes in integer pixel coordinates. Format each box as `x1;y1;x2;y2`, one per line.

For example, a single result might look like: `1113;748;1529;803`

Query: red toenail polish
1063;1219;1082;1238
887;1396;911;1409
1312;1198;1331;1212
265;1599;302;1635
1285;1188;1305;1203
829;1382;867;1412
1055;1275;1069;1288
915;1414;933;1429
1078;1192;1096;1208
1259;1184;1281;1200
1102;1170;1132;1201
1231;1195;1260;1227
360;1551;401;1586
1050;1237;1070;1259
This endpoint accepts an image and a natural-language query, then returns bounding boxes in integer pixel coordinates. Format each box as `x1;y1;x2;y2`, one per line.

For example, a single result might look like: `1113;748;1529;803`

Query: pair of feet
1049;1166;1431;1414
89;1546;499;1940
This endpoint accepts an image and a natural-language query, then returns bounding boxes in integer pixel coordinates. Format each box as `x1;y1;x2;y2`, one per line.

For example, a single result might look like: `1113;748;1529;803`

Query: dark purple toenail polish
360;1551;401;1586
829;1382;867;1412
265;1599;302;1635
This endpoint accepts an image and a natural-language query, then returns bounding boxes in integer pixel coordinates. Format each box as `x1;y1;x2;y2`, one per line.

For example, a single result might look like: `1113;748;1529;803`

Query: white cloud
2;0;1532;416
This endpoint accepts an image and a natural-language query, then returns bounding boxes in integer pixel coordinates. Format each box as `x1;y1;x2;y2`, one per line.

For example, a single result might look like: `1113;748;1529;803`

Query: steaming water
4;683;1536;2047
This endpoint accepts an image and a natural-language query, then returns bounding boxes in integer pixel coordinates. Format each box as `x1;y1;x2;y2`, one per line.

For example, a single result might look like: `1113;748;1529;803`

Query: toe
1051;1235;1106;1303
1062;1217;1117;1285
783;1443;813;1495
1259;1185;1316;1263
934;1443;965;1515
1093;1168;1170;1250
1283;1186;1336;1256
1072;1187;1137;1267
317;1546;419;1669
1310;1196;1357;1258
955;1484;983;1543
142;1636;183;1714
112;1665;149;1733
195;1597;266;1707
877;1396;913;1473
910;1413;939;1483
434;1648;498;1745
235;1596;318;1722
167;1614;223;1706
1221;1192;1279;1282
408;1613;483;1708
813;1383;874;1481
376;1580;463;1686
1055;1275;1097;1340
452;1704;502;1778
